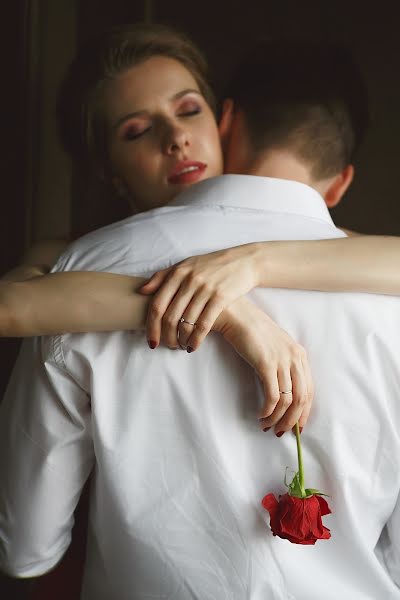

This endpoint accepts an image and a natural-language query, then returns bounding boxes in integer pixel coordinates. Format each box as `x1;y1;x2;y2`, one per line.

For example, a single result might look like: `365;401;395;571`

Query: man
1;40;400;599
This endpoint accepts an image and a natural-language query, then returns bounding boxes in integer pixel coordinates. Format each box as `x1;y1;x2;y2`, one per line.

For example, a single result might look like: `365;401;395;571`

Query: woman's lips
168;161;207;184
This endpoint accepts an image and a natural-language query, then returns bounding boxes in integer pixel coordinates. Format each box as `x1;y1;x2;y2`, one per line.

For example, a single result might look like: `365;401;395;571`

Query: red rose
262;492;331;545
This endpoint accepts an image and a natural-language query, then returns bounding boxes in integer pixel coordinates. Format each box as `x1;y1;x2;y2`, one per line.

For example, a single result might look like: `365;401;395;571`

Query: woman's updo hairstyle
57;23;216;178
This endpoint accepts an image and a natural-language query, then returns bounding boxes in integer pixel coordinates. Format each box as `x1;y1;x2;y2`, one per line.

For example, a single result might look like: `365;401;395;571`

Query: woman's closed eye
180;108;201;117
121;101;202;141
178;100;202;118
123;124;151;141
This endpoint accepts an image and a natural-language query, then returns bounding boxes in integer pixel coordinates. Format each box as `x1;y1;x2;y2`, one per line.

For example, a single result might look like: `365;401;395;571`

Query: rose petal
262;492;331;544
262;493;279;518
316;495;332;516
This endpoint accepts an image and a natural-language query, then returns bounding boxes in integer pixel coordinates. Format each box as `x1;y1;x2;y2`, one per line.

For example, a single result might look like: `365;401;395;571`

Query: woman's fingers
146;273;314;435
297;355;314;429
258;366;281;421
156;284;228;349
160;283;213;348
259;367;294;430
258;347;312;435
161;290;199;348
139;268;170;294
182;295;226;350
145;268;227;349
145;270;185;347
271;360;308;434
174;295;226;350
143;247;258;349
213;298;315;435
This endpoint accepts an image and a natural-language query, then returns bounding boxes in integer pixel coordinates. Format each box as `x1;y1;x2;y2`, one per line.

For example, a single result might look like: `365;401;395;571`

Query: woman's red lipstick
168;161;207;184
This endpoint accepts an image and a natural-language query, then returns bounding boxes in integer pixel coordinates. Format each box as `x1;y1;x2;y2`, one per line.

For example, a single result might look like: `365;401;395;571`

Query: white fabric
1;175;400;600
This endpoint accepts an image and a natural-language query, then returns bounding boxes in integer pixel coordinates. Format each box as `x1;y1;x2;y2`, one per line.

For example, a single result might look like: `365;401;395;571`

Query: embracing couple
1;23;400;600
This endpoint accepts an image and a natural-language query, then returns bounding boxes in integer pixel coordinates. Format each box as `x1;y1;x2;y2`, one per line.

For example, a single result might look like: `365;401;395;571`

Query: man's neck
245;150;314;188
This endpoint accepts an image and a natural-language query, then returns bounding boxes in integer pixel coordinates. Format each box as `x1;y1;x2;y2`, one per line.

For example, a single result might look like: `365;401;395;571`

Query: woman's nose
162;122;190;154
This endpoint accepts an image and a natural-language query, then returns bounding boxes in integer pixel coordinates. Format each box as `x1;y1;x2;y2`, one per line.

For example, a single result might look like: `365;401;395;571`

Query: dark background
3;0;400;271
1;1;400;597
3;1;400;271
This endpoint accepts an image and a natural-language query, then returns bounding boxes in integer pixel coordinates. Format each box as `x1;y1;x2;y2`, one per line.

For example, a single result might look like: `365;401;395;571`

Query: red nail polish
299;427;303;434
276;431;285;438
263;427;271;432
187;347;194;353
148;340;157;349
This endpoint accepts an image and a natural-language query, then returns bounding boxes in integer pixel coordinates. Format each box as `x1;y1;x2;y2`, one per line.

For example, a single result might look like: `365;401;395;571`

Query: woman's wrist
212;297;248;337
253;241;310;290
252;242;272;288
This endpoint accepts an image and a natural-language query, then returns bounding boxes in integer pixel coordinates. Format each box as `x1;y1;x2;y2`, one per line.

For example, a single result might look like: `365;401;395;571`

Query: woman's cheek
122;151;146;175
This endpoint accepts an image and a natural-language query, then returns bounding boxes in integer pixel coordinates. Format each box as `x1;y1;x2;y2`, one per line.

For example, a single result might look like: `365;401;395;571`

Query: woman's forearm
255;236;400;295
3;234;399;338
0;272;149;337
1;239;68;283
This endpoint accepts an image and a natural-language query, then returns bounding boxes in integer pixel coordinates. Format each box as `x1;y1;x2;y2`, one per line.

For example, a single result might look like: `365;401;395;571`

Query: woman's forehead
103;56;200;121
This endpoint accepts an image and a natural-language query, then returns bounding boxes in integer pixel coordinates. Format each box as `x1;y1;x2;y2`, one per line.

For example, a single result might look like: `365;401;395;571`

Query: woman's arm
255;235;400;295
139;234;400;350
5;233;398;341
213;297;313;434
0;239;148;336
1;239;68;282
0;272;148;337
0;271;312;434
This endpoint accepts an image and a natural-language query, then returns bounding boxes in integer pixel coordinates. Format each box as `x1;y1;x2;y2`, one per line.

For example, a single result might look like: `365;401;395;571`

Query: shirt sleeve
0;335;94;578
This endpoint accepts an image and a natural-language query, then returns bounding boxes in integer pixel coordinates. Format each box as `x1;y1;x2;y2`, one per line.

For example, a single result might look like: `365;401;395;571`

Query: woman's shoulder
338;227;363;237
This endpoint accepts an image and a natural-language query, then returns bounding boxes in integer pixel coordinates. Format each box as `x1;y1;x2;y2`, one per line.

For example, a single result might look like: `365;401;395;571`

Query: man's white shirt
1;175;400;599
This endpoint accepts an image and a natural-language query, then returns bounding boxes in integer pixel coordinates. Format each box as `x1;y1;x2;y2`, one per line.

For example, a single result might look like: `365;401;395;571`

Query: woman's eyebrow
171;89;202;101
112;89;201;130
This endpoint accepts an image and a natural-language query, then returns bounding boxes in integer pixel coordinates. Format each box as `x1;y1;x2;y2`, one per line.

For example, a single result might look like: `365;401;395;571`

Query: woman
1;23;399;433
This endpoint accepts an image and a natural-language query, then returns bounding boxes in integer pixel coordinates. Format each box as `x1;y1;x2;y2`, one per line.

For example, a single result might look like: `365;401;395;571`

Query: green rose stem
295;422;307;498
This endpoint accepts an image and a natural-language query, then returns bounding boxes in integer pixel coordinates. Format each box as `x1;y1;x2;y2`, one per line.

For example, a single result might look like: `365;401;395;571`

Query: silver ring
177;316;196;351
279;390;292;395
179;317;196;326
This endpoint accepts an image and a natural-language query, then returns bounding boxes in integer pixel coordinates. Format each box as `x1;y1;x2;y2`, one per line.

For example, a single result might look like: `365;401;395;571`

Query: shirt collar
169;175;335;226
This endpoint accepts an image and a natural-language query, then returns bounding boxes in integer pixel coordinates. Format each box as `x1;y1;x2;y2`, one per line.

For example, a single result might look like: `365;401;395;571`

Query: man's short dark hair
225;40;369;180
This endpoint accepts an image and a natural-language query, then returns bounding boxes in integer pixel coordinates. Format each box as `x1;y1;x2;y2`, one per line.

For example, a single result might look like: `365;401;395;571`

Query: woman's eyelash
124;127;151;141
180;108;201;117
122;107;200;140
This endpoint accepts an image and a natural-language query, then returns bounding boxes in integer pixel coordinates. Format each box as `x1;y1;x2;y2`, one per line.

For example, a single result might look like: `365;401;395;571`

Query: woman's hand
141;234;400;351
139;243;262;350
211;297;313;434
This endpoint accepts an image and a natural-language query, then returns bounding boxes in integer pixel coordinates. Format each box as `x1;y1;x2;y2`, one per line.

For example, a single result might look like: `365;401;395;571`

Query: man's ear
324;164;354;208
218;98;235;144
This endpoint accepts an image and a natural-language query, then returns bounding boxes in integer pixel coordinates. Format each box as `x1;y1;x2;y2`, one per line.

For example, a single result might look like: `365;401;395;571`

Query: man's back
1;176;400;599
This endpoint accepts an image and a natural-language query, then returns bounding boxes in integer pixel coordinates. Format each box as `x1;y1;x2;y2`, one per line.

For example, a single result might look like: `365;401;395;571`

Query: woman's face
104;55;223;212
